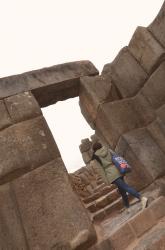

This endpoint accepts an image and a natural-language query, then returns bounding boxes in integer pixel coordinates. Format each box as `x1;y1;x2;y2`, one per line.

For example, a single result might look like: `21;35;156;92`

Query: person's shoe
126;207;131;214
141;197;148;209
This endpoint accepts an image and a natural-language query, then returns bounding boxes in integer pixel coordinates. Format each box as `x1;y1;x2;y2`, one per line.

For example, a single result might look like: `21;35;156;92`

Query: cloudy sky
0;0;164;172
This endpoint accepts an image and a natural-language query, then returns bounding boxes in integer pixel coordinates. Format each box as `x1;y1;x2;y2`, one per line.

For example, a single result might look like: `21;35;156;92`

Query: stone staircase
89;196;165;250
82;181;122;223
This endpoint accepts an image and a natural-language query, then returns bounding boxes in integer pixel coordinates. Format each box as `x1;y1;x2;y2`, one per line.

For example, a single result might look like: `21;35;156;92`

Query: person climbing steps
92;142;148;212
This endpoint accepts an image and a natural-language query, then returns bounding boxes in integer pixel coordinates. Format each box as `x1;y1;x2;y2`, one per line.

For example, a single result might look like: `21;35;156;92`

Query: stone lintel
0;61;99;107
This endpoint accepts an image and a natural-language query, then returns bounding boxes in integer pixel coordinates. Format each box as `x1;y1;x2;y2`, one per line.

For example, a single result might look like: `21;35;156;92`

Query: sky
0;0;164;172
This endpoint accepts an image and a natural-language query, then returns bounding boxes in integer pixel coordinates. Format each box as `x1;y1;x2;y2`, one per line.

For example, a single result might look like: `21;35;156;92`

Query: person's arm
91;153;102;166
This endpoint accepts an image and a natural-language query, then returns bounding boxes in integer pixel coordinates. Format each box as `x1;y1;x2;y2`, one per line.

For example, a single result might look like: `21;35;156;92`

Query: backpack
111;153;132;174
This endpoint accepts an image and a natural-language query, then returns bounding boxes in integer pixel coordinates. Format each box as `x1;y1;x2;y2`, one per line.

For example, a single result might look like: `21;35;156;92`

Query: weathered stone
96;93;155;148
70;228;96;250
157;104;165;122
0;125;27;183
133;93;156;125
0;73;44;99
128;209;156;237
79;75;120;127
109;223;136;250
0;183;28;249
79;138;92;153
140;62;165;109
147;106;165;154
89;239;112;250
92;209;105;222
11;159;96;250
0;61;99;106
82;151;93;164
102;47;148;98
122;128;165;183
104;198;123;217
0;116;60;183
0;100;12;130
134;228;165;250
90;134;99;144
107;189;120;203
149;196;165;220
32;61;99;107
95;196;108;208
96;99;138;148
148;2;165;48
5;91;41;123
14;116;60;169
147;118;165;154
129;26;165;74
95;128;109;146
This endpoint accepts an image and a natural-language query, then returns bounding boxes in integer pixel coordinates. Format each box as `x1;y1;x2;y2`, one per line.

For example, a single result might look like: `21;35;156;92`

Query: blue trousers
112;177;141;208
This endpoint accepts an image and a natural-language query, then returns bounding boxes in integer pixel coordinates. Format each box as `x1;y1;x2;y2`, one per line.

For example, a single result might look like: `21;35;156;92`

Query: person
92;142;148;211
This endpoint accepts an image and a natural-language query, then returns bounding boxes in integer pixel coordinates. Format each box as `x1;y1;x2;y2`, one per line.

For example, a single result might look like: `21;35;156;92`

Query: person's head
92;142;102;153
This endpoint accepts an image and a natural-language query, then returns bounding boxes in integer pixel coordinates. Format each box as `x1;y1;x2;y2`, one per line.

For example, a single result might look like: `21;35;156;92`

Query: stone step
96;179;104;185
93;183;106;193
82;185;116;204
86;189;120;213
103;196;165;250
92;197;123;222
127;218;165;250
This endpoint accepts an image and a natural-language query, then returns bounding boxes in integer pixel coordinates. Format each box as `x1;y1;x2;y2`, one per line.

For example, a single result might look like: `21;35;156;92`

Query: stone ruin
0;2;165;249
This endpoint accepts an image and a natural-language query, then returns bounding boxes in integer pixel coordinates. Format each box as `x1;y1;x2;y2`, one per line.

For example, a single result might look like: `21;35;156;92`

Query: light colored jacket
95;146;121;184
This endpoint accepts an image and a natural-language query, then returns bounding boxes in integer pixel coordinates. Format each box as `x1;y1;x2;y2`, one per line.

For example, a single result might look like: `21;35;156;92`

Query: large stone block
133;93;156;126
0;126;27;183
5;91;41;123
0;183;28;249
32;61;99;107
11;159;96;250
0;73;44;99
149;196;165;221
79;75;119;128
157;104;165;122
102;47;148;98
0;116;60;183
96;99;139;148
129;26;165;74
147;117;165;154
0;100;12;130
148;2;165;48
128;209;156;237
96;93;155;148
109;223;136;250
122;128;165;182
14;116;60;170
0;61;99;106
140;62;165;109
148;104;165;153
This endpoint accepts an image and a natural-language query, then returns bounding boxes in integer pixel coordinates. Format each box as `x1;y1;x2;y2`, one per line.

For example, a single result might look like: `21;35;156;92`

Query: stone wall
0;61;98;249
79;2;165;191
